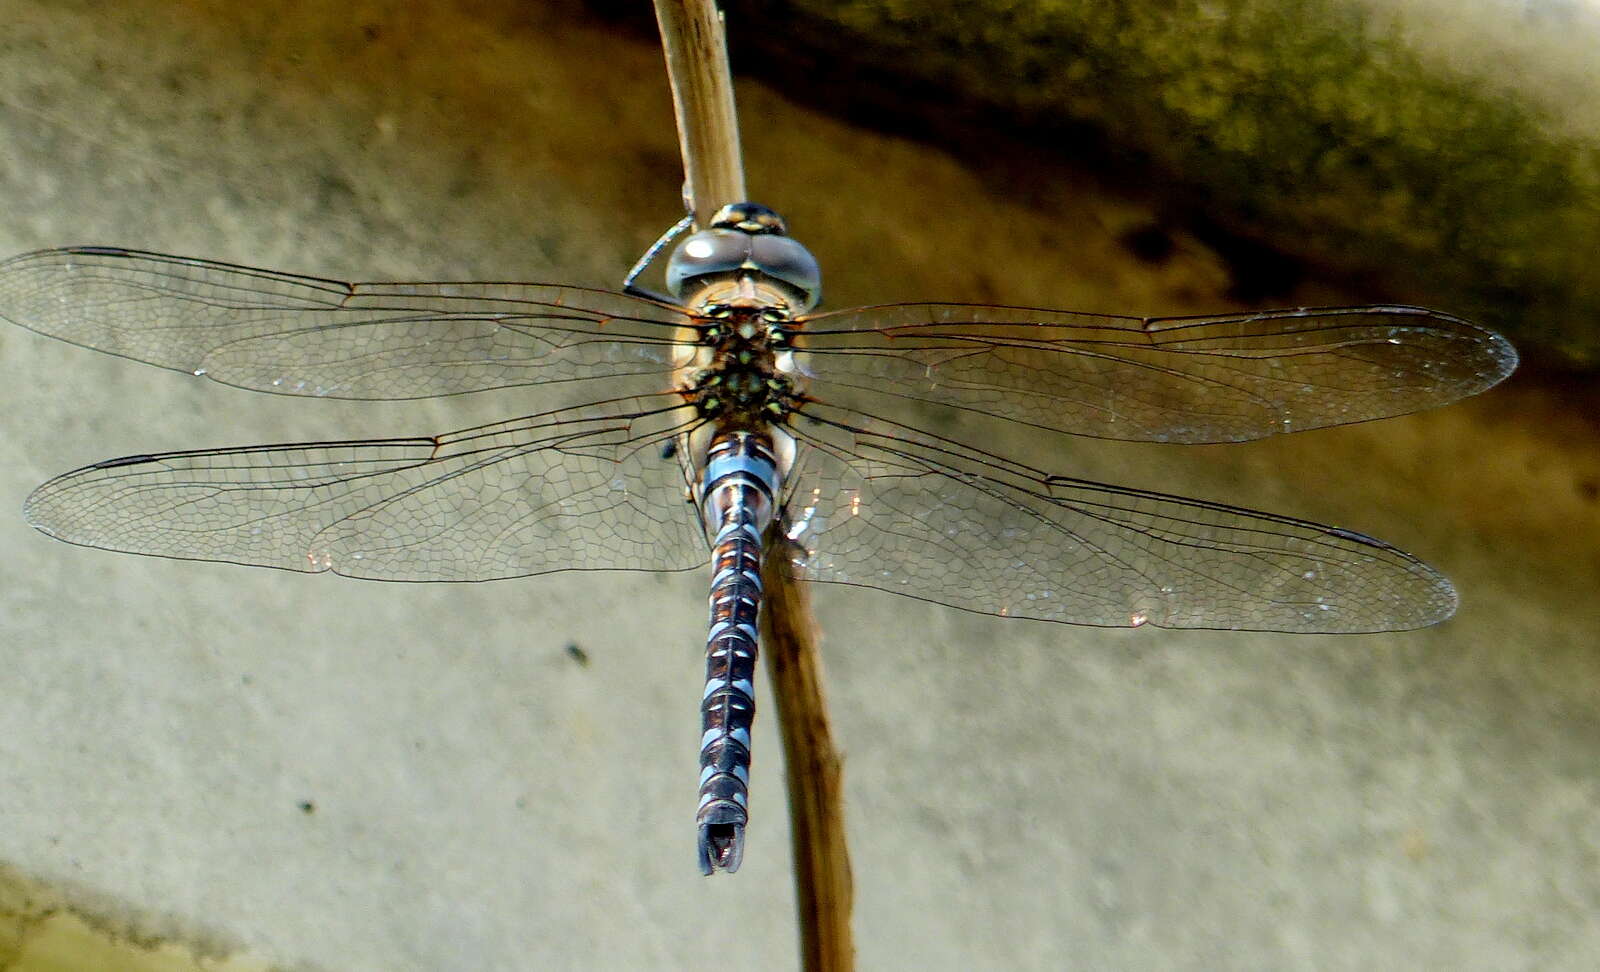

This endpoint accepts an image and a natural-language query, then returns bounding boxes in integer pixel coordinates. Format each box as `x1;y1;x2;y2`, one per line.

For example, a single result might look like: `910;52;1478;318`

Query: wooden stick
761;535;856;971
651;1;854;968
651;0;747;224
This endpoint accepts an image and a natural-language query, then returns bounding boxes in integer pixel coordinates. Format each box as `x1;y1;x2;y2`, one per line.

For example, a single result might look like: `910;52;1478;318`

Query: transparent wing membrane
0;247;1516;632
0;247;693;401
783;403;1453;633
796;302;1516;443
24;395;706;581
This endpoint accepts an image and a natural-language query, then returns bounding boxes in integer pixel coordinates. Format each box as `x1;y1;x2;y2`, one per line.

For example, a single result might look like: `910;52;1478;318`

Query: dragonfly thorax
682;303;803;428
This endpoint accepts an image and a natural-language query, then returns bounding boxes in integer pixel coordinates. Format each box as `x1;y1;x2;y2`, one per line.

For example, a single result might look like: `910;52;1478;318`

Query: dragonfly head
666;202;822;313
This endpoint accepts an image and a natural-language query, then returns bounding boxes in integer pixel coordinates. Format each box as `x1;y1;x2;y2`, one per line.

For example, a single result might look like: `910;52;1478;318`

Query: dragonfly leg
623;211;694;301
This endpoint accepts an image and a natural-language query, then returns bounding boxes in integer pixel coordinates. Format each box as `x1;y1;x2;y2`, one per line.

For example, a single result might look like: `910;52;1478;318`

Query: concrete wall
0;2;1595;969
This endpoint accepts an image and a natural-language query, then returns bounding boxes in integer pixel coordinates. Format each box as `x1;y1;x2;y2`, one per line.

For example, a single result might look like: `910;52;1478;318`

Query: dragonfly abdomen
695;429;780;874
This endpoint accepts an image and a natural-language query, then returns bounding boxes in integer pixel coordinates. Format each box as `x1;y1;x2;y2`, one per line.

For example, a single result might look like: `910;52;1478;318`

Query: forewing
796;303;1517;443
24;396;707;581
0;247;694;400
781;404;1454;632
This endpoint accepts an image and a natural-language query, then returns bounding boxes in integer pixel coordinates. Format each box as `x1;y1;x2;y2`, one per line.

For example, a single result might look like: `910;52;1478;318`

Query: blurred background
0;0;1595;968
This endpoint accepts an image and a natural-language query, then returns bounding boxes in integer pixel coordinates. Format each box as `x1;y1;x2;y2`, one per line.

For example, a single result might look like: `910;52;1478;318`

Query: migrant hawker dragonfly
0;203;1517;872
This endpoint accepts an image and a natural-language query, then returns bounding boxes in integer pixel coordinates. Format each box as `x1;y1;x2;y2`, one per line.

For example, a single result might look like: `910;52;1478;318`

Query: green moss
750;0;1600;365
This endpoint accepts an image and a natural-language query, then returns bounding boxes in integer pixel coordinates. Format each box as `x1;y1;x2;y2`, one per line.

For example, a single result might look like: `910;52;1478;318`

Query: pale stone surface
0;2;1595;970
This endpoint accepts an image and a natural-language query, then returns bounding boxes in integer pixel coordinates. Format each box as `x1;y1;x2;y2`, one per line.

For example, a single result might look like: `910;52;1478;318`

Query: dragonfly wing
797;303;1517;443
780;404;1454;633
24;396;707;581
0;247;694;401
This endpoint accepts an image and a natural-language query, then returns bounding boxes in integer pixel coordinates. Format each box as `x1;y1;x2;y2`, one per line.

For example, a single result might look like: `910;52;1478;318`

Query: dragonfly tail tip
697;822;745;875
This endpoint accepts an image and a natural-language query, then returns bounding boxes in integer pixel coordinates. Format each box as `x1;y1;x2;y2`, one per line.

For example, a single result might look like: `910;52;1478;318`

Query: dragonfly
0;203;1516;873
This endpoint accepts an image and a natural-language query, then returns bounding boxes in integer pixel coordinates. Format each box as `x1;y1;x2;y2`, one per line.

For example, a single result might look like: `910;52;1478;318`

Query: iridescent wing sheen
794;302;1517;444
780;402;1453;633
0;247;694;401
23;395;707;581
2;246;1506;627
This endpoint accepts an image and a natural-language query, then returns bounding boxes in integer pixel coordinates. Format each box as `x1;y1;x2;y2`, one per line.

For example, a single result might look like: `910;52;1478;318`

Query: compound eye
666;229;753;298
664;212;823;312
749;234;821;311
